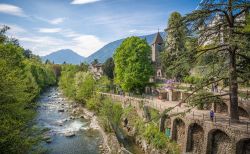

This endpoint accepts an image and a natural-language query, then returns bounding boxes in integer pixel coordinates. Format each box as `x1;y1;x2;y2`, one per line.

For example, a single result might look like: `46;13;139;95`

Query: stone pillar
169;90;173;101
183;123;190;154
159;114;167;132
203;127;210;154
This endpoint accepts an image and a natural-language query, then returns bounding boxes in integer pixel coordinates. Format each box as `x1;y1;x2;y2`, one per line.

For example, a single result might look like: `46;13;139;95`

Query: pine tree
162;12;190;79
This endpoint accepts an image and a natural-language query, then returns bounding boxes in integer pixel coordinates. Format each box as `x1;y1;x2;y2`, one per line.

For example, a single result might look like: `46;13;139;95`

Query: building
151;32;164;81
89;63;103;79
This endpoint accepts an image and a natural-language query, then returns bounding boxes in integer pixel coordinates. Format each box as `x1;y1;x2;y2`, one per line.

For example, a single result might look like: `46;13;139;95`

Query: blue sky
0;0;200;57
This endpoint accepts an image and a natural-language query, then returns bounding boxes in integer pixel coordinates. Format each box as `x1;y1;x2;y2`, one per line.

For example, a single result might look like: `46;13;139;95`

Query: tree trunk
228;49;239;121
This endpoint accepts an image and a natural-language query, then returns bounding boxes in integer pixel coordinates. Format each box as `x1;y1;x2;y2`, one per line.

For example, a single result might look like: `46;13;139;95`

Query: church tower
151;32;164;79
151;32;163;63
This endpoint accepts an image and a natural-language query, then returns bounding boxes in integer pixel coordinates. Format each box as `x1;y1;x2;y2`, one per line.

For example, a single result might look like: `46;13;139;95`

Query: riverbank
69;101;132;154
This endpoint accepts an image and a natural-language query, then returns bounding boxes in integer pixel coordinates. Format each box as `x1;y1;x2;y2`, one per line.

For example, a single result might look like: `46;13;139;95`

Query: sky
0;0;201;57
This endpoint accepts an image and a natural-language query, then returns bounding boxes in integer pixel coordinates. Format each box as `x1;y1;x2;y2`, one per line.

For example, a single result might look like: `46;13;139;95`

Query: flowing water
36;87;101;154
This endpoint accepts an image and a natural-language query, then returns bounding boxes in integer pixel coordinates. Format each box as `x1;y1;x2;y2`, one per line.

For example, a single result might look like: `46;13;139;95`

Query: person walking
210;110;214;122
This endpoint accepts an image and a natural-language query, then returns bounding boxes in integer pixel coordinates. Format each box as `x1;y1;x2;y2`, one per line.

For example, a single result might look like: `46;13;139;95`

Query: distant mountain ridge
41;49;85;64
41;32;165;64
85;32;165;63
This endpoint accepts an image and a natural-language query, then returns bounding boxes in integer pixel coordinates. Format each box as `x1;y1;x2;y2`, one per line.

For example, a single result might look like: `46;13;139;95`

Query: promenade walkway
101;92;250;134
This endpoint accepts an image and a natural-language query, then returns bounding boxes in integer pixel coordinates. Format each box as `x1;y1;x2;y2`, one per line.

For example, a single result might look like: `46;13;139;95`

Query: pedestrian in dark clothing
210;110;214;121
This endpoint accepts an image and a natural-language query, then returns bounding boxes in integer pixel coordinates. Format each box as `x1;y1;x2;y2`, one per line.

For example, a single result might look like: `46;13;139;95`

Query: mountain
85;32;166;63
42;49;85;64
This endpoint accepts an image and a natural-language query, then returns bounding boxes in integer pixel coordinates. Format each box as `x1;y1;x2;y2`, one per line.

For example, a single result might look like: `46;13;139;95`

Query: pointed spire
152;31;163;45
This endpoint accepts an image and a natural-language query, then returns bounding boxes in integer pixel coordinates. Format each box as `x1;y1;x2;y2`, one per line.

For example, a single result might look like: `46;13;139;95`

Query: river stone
58;109;64;112
46;138;52;143
64;132;75;137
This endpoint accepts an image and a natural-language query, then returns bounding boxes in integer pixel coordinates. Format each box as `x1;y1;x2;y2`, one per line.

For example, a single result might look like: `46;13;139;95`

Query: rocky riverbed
36;87;105;154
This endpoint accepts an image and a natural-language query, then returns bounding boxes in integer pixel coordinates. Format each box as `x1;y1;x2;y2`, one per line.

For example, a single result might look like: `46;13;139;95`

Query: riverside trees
0;26;56;153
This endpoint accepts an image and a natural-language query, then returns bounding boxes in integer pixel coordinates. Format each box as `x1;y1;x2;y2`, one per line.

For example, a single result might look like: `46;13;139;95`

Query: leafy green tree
0;28;56;153
96;76;111;92
59;65;78;98
114;37;153;93
75;72;96;103
103;57;115;79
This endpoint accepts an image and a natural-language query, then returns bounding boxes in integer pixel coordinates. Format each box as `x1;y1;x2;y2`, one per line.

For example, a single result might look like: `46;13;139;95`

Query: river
36;87;101;154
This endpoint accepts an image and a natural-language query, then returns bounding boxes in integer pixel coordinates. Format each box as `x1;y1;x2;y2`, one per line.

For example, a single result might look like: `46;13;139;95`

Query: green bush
86;93;103;111
143;123;180;153
183;76;202;84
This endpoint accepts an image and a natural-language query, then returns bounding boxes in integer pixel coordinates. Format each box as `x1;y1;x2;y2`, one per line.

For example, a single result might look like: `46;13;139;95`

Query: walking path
101;92;250;134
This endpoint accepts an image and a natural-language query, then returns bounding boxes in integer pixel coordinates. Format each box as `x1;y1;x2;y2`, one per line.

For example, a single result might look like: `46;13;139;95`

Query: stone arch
159;114;171;132
172;118;186;149
214;102;228;114
157;69;162;78
238;106;249;119
207;129;233;154
236;138;250;154
186;123;204;154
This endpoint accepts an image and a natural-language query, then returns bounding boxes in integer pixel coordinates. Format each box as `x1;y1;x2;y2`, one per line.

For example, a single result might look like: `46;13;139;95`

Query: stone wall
172;118;186;150
102;93;250;154
186;123;204;154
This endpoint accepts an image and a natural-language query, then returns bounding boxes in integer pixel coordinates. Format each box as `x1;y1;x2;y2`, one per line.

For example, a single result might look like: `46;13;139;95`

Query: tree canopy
162;12;192;79
0;26;56;153
114;37;153;93
182;0;250;120
102;57;115;79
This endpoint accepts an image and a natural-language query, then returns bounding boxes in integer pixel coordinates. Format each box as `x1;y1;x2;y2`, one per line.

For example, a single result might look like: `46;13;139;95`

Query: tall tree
103;57;115;79
162;12;189;79
114;37;153;93
184;0;250;120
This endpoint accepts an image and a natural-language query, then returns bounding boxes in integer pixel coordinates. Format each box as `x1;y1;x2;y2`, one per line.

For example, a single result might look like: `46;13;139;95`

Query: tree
0;26;56;153
75;72;96;103
162;12;190;79
24;49;32;58
0;25;9;43
92;59;99;65
184;0;250;120
79;62;89;72
114;37;153;93
103;57;115;79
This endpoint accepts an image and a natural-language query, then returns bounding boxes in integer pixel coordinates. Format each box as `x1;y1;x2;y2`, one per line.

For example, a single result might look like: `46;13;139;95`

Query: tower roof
152;32;163;45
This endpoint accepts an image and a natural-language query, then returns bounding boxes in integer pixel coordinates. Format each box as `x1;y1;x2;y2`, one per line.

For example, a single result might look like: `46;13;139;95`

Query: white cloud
38;28;62;33
71;35;105;56
0;4;26;17
33;16;65;25
16;31;106;57
71;0;101;5
49;18;65;25
128;29;159;35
